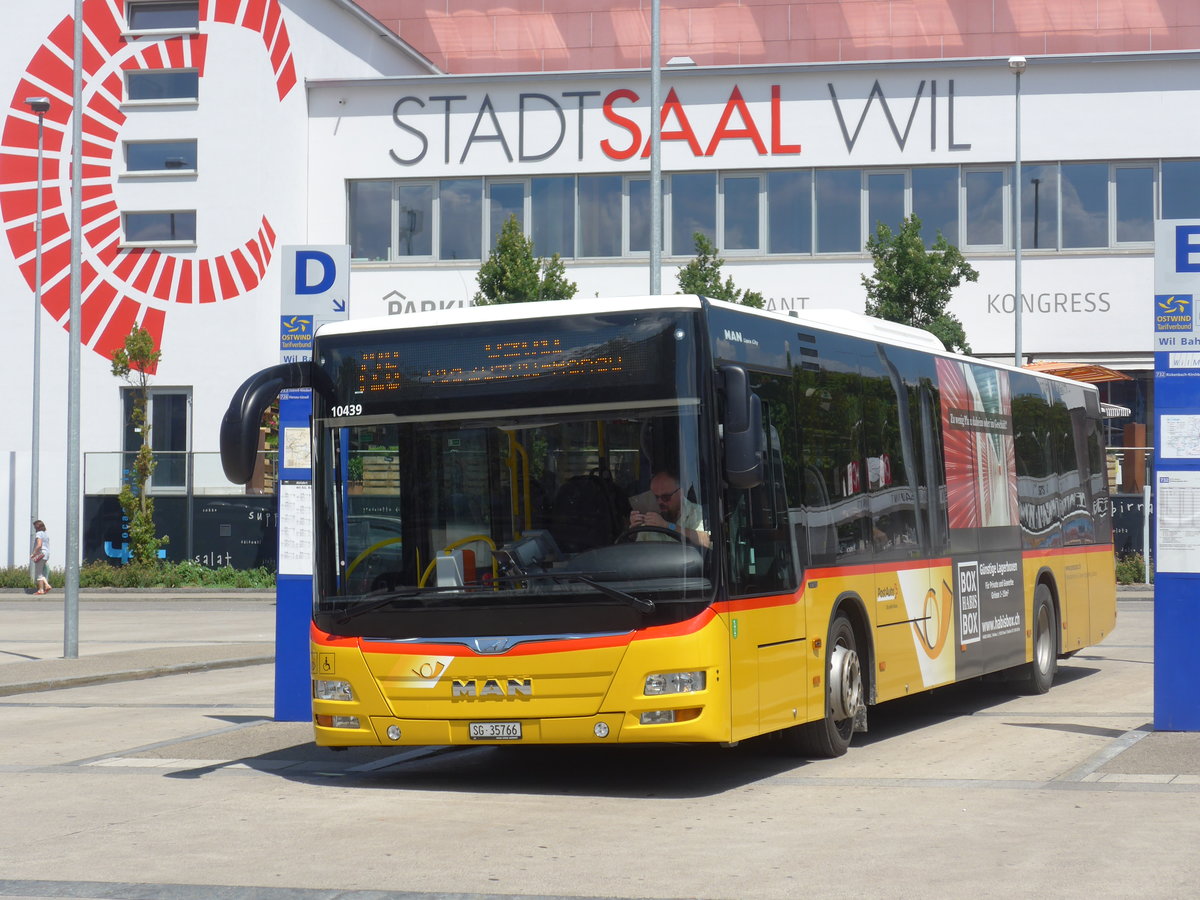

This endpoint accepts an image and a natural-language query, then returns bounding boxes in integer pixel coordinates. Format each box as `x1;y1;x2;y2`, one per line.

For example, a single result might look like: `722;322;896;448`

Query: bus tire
1021;584;1057;695
783;613;863;758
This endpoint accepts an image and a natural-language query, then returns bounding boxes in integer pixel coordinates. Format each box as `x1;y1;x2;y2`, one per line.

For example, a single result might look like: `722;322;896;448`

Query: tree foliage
473;214;577;305
676;232;764;308
862;215;978;353
111;327;167;565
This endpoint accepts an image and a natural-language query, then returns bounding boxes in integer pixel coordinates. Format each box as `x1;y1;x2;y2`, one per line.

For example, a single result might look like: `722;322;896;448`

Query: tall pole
649;0;662;294
1010;57;1026;368
65;0;83;658
25;98;49;579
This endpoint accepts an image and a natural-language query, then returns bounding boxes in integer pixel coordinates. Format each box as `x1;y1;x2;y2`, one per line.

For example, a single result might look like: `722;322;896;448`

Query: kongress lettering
987;291;1112;314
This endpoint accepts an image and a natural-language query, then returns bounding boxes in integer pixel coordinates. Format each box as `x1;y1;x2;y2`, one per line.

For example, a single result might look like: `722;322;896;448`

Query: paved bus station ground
1;586;1196;900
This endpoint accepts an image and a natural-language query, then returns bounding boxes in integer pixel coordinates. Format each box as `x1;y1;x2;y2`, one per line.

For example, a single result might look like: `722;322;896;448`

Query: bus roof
315;295;1098;392
316;295;703;337
320;296;943;354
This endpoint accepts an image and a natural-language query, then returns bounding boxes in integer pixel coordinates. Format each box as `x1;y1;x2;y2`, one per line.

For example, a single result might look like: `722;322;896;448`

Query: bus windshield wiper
334;587;455;624
336;574;655;623
497;572;655;614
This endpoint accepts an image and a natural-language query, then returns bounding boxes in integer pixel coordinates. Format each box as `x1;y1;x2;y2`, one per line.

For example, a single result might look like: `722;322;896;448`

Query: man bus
220;296;1116;757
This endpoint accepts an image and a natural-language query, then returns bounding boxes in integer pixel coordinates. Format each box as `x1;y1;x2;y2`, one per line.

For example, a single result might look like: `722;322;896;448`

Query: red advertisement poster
936;358;1019;530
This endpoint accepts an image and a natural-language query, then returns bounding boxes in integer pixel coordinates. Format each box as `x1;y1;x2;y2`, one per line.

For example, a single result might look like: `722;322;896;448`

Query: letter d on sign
1176;224;1200;273
296;250;336;294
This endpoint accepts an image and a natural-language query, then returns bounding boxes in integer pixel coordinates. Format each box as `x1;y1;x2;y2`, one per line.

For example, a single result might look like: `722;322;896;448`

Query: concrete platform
2;585;1194;784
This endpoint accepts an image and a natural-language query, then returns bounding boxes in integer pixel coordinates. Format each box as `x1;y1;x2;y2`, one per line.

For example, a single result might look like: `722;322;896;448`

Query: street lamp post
25;96;49;577
1009;56;1026;368
649;0;662;294
65;0;84;658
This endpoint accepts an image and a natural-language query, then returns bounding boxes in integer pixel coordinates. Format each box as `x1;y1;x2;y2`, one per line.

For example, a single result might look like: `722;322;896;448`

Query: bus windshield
311;309;715;639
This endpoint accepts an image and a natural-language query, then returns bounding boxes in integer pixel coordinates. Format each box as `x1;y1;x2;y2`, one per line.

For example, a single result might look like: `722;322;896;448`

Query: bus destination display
320;312;694;408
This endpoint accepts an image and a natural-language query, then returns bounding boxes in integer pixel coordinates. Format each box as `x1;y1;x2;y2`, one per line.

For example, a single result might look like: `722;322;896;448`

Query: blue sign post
274;245;350;721
1152;221;1200;731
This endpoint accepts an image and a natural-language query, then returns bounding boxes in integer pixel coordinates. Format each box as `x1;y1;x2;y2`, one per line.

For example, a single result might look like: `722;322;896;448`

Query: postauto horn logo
0;0;297;363
1155;295;1193;333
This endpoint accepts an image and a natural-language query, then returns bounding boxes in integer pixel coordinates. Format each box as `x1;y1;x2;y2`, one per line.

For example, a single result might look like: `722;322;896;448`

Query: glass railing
1106;446;1152;496
84;451;277;495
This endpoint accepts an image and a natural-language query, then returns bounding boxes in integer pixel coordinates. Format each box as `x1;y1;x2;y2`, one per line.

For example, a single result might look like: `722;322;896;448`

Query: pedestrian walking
30;519;51;594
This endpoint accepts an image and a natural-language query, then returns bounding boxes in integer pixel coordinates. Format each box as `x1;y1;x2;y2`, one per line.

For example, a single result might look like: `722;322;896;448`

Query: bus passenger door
865;351;955;699
723;405;807;739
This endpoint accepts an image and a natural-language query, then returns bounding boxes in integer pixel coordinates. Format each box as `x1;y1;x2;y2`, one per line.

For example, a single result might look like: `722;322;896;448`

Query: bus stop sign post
1152;220;1200;731
275;246;350;721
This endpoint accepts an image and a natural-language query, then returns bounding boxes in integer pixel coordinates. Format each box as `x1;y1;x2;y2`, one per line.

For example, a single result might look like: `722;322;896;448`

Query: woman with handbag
30;519;51;594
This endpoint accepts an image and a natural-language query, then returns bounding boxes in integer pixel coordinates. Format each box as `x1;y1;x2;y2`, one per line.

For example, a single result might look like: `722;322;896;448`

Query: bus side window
725;391;799;596
794;331;871;565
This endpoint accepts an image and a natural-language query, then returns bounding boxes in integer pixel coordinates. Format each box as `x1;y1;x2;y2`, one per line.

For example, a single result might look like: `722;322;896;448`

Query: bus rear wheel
1020;584;1057;695
783;613;863;758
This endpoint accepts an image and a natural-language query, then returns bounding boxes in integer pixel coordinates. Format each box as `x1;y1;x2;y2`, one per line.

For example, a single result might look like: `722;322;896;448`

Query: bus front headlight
313;679;354;701
644;671;706;696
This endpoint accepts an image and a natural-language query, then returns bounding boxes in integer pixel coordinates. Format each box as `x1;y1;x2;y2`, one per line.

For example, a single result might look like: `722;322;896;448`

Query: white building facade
0;0;434;567
1;0;1188;566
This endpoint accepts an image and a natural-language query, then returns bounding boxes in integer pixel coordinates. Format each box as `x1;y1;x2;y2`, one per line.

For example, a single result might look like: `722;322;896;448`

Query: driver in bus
628;470;711;548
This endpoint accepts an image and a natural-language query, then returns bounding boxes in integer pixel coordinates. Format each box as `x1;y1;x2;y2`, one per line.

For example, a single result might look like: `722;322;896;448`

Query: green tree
676;232;764;308
111;327;168;565
862;215;978;353
473;214;577;305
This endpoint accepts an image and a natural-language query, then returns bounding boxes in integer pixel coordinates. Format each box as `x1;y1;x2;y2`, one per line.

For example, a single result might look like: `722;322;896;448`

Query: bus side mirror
721;365;764;490
220;362;314;484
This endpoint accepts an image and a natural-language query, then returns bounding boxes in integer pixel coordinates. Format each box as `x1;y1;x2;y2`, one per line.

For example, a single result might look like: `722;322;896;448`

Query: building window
1020;165;1058;250
911;167;958;247
867;171;905;239
345;159;1198;267
123;211;196;244
124;139;197;173
815;169;861;253
397;183;433;257
767;170;811;254
126;70;199;103
627;177;651;254
125;1;200;31
1115;165;1155;244
1061;163;1109;249
964;169;1005;247
578;174;621;258
1162;161;1200;219
531;176;574;258
348;181;392;262
670;172;716;255
722;175;760;252
439;178;482;260
122;388;190;493
488;182;525;249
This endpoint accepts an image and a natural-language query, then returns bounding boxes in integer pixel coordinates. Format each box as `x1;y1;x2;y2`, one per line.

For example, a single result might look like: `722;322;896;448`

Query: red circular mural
1;0;297;365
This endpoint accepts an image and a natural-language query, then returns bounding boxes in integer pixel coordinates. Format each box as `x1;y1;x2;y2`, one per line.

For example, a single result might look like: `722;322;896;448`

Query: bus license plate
469;721;522;741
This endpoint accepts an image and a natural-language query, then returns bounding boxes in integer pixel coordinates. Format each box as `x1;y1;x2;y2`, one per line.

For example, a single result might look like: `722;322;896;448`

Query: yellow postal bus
220;296;1116;757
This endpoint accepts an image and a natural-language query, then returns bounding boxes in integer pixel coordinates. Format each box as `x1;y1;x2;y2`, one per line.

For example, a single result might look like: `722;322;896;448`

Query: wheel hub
829;644;863;722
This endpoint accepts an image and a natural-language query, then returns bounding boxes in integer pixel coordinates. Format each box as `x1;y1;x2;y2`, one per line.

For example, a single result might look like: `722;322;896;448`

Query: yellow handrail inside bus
504;433;533;534
346;537;402;578
512;438;531;533
505;433;519;523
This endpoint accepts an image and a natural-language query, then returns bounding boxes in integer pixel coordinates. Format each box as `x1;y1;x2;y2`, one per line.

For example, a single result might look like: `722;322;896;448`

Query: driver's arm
630;510;710;548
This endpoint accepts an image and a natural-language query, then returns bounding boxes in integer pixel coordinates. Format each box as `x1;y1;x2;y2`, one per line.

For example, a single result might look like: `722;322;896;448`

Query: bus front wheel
783;613;864;758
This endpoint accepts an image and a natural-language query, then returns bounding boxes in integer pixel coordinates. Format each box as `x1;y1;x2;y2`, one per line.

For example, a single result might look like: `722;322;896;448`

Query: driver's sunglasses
654;487;680;503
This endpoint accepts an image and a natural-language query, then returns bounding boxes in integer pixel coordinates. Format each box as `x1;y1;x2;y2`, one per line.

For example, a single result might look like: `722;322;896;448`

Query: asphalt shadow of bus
192;662;1100;798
